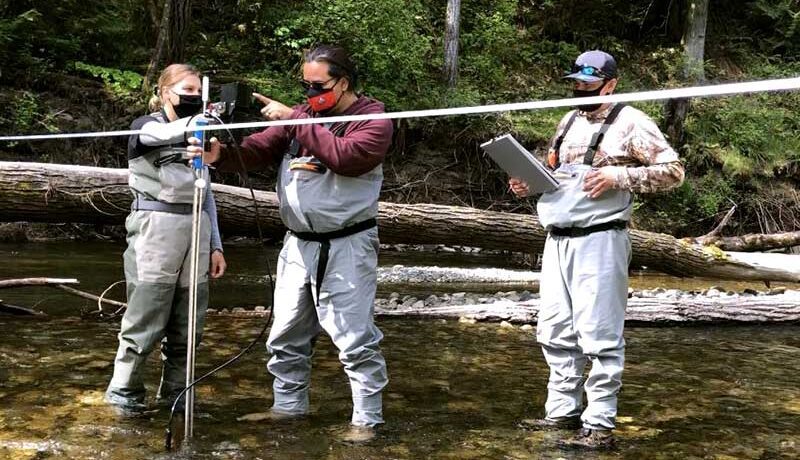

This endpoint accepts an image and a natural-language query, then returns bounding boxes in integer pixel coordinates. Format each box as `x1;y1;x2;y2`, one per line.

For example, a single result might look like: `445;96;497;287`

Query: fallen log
375;292;800;324
693;231;800;252
2;161;800;282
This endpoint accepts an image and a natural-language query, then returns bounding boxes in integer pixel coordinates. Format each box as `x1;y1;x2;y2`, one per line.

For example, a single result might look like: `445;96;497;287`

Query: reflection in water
0;317;798;459
2;242;797;317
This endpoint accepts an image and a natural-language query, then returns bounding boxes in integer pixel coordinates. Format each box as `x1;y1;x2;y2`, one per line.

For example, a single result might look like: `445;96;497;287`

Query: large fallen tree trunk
375;293;800;323
2;161;800;282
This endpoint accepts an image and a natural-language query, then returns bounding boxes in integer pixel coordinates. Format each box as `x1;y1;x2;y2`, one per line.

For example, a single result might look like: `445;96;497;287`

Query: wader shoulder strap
583;103;626;166
548;111;579;169
148;111;190;167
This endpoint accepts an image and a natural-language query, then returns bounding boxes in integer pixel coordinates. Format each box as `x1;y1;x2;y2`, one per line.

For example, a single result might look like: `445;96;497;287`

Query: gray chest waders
537;103;633;230
291;218;378;305
281;122;378;305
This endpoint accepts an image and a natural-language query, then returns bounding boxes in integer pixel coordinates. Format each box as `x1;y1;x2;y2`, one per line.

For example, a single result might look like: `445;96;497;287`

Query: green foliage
509;110;568;146
0;1;145;82
459;0;519;88
10;91;38;133
0;9;42;76
0;91;58;144
692;174;736;218
193;0;436;110
748;0;800;58
2;0;800;234
685;94;800;177
73;62;143;102
287;0;434;109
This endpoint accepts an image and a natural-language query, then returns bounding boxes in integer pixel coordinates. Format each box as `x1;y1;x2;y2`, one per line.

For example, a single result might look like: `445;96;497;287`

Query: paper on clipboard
480;134;559;193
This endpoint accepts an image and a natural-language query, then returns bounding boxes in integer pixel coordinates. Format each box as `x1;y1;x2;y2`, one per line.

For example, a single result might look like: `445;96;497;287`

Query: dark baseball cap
563;50;618;82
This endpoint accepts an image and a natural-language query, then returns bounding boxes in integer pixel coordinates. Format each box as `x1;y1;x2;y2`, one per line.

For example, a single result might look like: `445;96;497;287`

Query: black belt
550;220;627;238
290;218;378;306
290;218;377;242
131;196;193;214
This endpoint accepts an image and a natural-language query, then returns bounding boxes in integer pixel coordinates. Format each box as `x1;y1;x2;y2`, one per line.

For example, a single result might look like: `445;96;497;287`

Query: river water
1;242;799;459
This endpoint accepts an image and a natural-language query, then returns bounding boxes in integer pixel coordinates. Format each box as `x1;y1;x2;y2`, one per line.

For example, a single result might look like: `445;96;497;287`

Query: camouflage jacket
548;103;685;193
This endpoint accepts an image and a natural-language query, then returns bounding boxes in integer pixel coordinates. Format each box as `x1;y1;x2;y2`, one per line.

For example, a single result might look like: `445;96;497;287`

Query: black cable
165;115;275;450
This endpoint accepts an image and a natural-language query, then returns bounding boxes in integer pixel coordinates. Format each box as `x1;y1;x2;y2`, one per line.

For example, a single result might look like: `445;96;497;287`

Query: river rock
425;295;439;306
500;321;514;329
458;316;477;324
520;324;534;332
411;300;425;310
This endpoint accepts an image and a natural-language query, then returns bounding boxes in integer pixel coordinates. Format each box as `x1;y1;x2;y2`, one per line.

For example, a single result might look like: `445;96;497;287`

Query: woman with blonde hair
105;63;226;416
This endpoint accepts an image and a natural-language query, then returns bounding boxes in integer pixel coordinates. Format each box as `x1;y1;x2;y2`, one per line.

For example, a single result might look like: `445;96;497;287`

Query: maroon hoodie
217;96;392;177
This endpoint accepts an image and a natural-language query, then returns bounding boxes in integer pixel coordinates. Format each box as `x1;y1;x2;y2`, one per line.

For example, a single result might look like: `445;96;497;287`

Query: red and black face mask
304;79;340;113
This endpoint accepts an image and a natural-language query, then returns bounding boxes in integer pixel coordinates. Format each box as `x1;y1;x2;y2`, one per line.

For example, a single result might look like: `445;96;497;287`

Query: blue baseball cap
563;50;618;82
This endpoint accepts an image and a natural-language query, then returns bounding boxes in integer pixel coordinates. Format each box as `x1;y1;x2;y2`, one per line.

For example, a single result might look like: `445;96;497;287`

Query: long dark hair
304;44;359;93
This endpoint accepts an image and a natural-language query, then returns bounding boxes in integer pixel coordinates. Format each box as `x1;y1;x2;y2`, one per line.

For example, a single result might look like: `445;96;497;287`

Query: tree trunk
443;0;461;88
663;0;708;145
143;0;173;92
2;161;800;283
167;0;191;64
375;293;800;324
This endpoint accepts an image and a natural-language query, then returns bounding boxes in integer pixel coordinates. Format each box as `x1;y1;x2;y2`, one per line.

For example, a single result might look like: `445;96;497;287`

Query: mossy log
2;161;800;282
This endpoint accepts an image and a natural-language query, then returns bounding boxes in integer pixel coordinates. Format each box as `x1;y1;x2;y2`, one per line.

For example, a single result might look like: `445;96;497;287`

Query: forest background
1;0;799;238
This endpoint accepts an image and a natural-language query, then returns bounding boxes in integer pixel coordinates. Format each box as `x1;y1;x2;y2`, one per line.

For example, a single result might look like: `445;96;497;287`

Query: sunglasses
299;77;340;92
572;64;612;79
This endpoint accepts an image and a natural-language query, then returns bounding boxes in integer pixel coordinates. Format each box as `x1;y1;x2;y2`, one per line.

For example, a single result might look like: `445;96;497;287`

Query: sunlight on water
2;242;800;458
0;317;798;459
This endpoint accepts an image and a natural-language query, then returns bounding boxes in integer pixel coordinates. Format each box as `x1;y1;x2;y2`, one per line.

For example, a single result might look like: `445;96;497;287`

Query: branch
54;284;127;309
701;202;736;239
0;278;78;288
0;300;46;316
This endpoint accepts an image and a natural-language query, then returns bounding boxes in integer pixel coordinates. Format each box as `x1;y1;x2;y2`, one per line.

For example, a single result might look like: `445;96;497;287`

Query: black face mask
573;81;607;113
173;94;203;118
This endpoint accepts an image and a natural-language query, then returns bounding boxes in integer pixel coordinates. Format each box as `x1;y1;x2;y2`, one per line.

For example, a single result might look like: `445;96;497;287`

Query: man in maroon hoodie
199;45;392;442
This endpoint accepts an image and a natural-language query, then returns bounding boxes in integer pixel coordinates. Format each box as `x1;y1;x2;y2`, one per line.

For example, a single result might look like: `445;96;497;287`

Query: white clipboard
480;134;559;193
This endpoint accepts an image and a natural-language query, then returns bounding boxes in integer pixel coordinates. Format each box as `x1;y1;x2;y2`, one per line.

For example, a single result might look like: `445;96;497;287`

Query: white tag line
1;76;799;142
